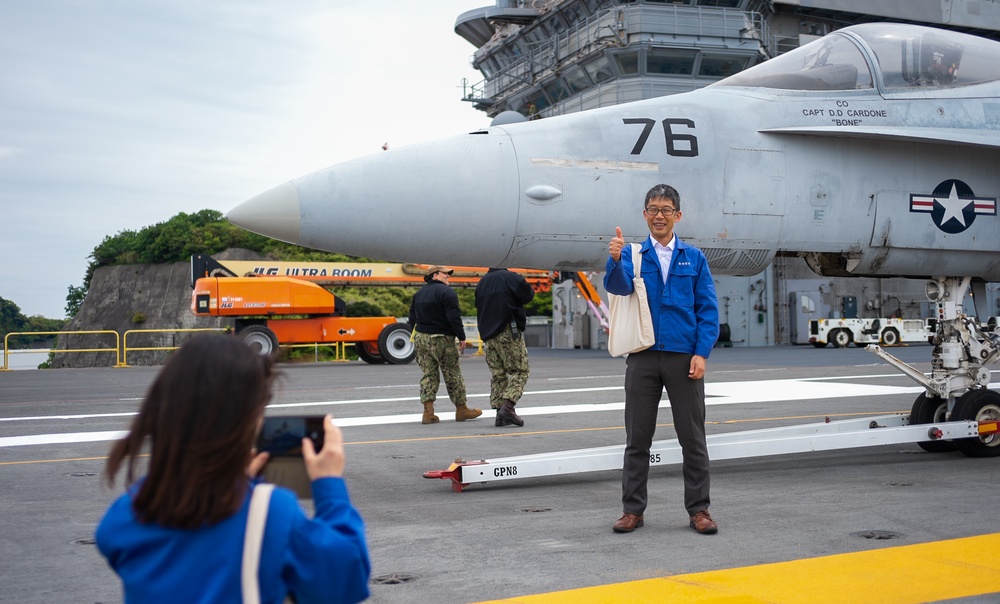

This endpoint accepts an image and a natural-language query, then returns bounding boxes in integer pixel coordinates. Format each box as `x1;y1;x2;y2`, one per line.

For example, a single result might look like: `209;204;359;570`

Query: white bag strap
242;483;275;604
630;243;642;276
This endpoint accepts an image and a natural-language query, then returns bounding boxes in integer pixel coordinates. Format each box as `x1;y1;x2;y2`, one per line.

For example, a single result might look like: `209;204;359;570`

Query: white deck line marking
3;430;128;447
0;376;939;448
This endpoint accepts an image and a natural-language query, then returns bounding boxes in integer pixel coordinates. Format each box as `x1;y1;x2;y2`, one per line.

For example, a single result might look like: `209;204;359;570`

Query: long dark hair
105;333;277;528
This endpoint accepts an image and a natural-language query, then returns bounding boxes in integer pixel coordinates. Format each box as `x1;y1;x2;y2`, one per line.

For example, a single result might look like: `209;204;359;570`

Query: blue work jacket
604;235;720;358
97;477;370;604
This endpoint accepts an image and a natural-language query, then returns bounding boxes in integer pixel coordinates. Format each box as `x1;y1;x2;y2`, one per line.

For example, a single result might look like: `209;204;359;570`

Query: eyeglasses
645;206;678;217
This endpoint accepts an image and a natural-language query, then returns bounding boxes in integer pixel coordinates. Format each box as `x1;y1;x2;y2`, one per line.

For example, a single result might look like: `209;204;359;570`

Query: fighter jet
228;23;1000;455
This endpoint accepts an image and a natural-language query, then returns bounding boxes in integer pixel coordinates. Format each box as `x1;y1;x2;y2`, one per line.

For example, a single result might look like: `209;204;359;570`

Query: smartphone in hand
256;415;326;499
257;415;325;457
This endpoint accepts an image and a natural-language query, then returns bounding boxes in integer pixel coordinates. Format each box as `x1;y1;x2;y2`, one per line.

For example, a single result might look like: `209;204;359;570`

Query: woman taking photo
96;334;370;603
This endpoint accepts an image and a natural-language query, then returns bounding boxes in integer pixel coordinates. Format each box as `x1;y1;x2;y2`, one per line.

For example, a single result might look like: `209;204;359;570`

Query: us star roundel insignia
910;179;997;234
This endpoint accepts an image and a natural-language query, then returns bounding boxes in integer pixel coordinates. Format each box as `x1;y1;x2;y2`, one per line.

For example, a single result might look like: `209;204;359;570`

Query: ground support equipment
422;413;994;492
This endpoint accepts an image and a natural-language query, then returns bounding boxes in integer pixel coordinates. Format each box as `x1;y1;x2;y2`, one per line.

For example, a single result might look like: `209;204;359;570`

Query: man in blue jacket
604;184;720;535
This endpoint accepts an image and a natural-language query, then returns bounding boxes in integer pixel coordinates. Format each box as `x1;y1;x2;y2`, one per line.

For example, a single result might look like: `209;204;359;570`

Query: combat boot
454;403;482;422
422;401;440;425
495;409;513;427
498;400;524;427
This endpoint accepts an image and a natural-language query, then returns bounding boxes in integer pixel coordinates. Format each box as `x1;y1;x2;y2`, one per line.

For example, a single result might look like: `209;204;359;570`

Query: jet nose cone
226;180;301;244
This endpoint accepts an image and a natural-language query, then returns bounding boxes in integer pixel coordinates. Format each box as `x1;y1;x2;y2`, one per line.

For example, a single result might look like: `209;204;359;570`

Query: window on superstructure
525;90;551;113
479;59;496;79
543;78;573;102
562;66;593;93
583;57;615;84
523;27;546;46
694;0;742;7
647;48;697;75
563;4;586;25
549;15;568;34
612;51;640;75
517;97;538;118
698;53;750;78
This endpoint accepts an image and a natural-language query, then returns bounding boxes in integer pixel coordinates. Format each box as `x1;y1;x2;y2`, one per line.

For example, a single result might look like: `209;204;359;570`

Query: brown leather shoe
612;513;644;533
689;509;718;534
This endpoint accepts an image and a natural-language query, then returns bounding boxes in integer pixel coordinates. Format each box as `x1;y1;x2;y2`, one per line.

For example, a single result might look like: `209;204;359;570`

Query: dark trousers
622;349;710;517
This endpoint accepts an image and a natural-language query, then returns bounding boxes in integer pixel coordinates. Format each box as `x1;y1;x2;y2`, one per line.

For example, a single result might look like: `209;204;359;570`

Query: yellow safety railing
464;338;484;356
280;342;354;362
462;322;485;356
120;328;230;367
5;330;383;370
2;330;120;371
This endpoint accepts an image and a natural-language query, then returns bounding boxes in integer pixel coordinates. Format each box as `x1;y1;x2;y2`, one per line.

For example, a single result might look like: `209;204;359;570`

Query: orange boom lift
189;255;558;364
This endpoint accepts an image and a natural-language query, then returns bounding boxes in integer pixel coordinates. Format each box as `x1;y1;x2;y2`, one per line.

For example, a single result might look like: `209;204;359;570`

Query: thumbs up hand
609;226;624;262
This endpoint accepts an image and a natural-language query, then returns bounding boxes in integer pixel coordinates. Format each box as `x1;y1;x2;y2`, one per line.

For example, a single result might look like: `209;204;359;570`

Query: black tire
378;323;416;365
910;393;956;453
240;325;278;356
880;328;900;347
951;389;1000;458
830;329;851;348
356;341;385;365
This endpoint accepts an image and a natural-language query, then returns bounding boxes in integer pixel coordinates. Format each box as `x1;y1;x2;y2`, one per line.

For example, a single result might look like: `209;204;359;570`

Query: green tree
333;288;416;318
26;316;65;332
0;298;65;346
85;210;278;280
456;289;476;316
21;315;66;346
346;300;386;317
265;244;362;263
0;297;27;337
85;209;384;276
65;284;86;318
525;290;552;316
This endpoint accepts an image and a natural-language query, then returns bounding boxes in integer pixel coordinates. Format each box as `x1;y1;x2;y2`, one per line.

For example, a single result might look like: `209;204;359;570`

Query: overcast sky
1;1;491;319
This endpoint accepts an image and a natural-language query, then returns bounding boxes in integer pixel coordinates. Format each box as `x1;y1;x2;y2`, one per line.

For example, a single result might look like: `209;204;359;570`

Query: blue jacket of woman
96;477;370;604
604;235;720;358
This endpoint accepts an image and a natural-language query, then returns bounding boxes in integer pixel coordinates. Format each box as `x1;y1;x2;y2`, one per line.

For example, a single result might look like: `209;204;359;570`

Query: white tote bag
607;243;655;357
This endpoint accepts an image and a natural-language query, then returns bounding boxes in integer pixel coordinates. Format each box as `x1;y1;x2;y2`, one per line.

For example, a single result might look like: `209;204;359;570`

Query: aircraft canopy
713;23;1000;92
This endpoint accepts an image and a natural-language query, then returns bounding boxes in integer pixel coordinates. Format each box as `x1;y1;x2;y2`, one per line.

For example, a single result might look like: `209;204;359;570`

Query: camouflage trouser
414;331;467;406
483;327;530;409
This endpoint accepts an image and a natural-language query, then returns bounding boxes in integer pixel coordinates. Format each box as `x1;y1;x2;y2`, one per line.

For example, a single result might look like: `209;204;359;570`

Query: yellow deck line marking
476;533;1000;603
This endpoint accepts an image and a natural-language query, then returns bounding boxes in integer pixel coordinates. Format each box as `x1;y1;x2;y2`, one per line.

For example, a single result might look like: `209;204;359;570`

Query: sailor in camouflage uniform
475;268;535;427
408;266;482;424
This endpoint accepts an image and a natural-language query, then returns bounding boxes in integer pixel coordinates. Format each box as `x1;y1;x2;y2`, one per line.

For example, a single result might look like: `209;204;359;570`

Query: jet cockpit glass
850;23;1000;90
710;33;873;91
